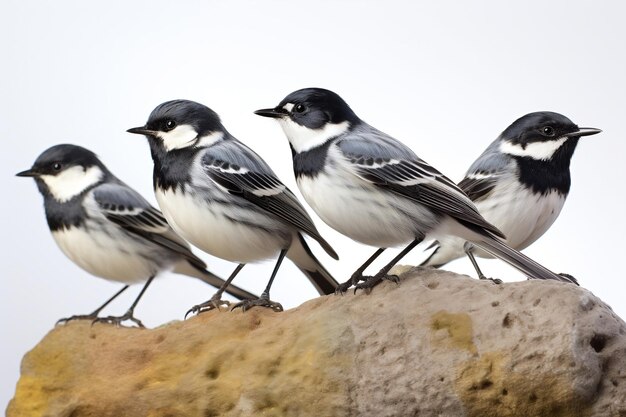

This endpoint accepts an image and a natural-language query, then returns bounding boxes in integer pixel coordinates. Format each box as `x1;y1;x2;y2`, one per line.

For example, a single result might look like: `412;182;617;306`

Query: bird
17;144;257;327
254;87;578;293
419;112;601;279
127;99;339;313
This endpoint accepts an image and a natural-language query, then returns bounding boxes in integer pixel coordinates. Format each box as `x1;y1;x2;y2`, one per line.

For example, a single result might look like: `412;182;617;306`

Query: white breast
421;175;567;266
52;224;161;284
51;192;181;283
475;176;566;251
297;152;438;248
155;186;290;263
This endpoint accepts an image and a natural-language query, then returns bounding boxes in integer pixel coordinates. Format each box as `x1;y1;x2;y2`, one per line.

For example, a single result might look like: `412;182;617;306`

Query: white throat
278;119;350;153
40;165;104;202
499;137;569;161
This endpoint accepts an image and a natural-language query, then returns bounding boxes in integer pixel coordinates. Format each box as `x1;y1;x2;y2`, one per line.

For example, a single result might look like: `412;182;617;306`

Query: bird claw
56;313;99;326
354;273;400;294
231;297;283;313
558;273;579;286
184;299;231;319
478;275;503;285
92;311;145;328
335;274;363;295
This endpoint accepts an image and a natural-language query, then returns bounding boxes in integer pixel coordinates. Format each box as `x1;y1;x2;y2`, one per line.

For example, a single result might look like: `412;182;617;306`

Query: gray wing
458;139;515;203
92;182;209;269
201;139;338;259
337;124;504;238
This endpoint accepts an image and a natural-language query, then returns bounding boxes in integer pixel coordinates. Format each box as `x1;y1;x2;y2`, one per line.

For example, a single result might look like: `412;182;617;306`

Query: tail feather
173;261;258;300
470;235;578;285
287;233;339;295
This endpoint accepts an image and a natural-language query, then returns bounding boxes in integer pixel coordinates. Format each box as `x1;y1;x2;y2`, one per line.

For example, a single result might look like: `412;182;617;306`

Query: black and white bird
419;112;601;278
255;88;578;292
17;144;256;327
127;99;339;313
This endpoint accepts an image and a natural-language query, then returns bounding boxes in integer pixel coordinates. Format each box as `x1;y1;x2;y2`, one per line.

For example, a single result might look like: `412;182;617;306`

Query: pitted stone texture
7;268;626;417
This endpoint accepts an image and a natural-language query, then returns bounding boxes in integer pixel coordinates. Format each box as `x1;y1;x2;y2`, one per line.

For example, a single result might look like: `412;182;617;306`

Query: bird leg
232;250;286;313
355;238;423;293
56;285;129;325
92;276;155;328
335;248;386;294
185;264;246;318
464;242;502;284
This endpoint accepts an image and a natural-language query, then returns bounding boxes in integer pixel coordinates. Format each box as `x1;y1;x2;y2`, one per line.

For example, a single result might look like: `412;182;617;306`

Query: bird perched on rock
420;112;600;279
255;88;578;292
18;144;256;327
127;100;339;313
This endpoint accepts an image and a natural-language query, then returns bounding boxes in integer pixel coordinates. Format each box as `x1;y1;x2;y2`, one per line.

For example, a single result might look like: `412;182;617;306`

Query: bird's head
17;144;107;202
127;99;226;154
255;88;360;153
498;111;601;162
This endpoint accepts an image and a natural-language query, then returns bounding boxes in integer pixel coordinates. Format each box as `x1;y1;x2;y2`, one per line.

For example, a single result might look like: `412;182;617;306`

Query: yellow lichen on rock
456;352;592;417
430;310;477;354
8;296;356;417
7;268;626;417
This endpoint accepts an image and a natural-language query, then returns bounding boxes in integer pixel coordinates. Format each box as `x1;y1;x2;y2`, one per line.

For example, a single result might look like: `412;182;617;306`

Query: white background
2;0;625;409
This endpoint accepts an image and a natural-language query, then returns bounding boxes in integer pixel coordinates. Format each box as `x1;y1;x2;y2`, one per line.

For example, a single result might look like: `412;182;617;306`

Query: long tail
287;233;339;295
173;261;258;300
467;232;578;285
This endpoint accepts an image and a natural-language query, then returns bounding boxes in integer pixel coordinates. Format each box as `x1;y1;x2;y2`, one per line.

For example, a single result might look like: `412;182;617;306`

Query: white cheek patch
500;137;568;160
41;166;104;202
195;131;224;148
278;119;350;153
158;124;198;151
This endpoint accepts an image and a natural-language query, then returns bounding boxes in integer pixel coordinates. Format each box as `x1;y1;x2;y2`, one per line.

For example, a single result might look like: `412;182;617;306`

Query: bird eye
164;120;176;131
541;126;555;137
52;162;62;171
294;104;306;113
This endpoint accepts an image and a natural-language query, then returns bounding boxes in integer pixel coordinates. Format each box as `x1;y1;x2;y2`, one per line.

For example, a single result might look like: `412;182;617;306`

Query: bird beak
127;126;159;137
567;127;602;138
254;107;287;119
16;168;38;177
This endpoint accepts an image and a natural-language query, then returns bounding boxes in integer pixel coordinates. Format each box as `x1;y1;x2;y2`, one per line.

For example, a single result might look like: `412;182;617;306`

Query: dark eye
52;162;62;171
542;126;555;136
164;120;176;131
294;104;306;113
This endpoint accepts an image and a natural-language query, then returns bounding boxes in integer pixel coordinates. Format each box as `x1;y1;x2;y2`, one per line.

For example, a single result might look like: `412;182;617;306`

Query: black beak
16;168;38;177
571;127;602;138
254;108;287;118
127;126;159;136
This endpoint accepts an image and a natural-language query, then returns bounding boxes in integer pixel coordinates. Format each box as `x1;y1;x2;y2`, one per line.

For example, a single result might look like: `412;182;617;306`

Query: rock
6;267;626;417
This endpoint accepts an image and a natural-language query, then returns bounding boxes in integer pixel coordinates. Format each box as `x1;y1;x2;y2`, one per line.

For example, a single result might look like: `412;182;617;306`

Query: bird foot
92;310;145;328
354;272;400;294
231;297;283;313
56;313;99;326
335;273;363;294
558;273;579;286
185;298;231;319
478;275;503;284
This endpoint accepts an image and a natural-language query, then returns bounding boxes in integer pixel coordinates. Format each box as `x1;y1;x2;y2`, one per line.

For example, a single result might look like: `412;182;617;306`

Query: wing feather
336;127;504;238
92;182;208;268
201;141;338;259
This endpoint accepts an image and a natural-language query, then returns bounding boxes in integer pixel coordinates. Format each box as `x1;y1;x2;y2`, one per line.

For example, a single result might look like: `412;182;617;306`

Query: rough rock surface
7;267;626;417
